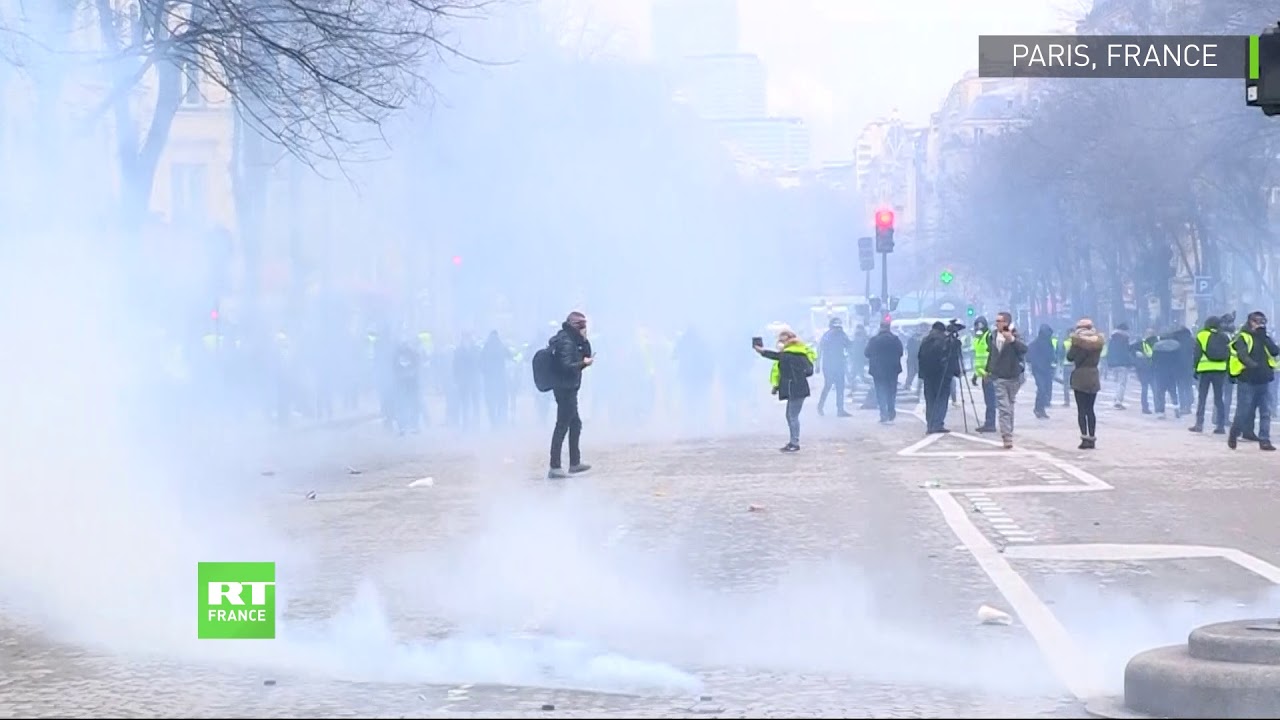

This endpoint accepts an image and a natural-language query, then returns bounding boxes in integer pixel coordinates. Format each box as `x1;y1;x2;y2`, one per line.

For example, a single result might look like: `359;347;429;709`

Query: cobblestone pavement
895;378;1280;697
0;398;1090;718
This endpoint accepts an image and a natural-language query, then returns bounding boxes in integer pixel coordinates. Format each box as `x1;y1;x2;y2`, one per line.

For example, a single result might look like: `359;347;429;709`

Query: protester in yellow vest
753;326;816;452
1189;316;1230;434
1227;311;1278;451
969;317;997;432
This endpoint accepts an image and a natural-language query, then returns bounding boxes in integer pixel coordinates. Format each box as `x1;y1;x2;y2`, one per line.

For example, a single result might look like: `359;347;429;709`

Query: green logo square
197;562;276;639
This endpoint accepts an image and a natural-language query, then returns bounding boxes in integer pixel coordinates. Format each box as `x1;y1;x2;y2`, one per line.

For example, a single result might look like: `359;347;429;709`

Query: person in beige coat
1067;318;1106;449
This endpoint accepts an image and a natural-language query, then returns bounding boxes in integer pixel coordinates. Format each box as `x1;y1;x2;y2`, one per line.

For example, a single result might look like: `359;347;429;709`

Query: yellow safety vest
1141;340;1153;357
972;331;990;377
1195;329;1227;373
769;342;818;388
1062;337;1073;365
1228;332;1278;377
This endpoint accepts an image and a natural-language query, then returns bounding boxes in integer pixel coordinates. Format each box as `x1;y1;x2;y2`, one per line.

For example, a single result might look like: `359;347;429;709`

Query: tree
86;0;492;234
940;0;1280;327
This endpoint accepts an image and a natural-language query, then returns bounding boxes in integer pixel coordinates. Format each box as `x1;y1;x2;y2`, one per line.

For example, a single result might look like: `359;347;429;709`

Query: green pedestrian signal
966;306;975;317
939;270;954;285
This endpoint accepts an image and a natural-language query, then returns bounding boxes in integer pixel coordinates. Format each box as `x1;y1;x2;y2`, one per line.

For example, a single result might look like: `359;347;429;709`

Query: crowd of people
174;304;1276;478
739;310;1278;455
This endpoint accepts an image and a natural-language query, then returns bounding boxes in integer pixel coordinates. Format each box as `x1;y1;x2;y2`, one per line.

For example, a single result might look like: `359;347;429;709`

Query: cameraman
918;321;961;434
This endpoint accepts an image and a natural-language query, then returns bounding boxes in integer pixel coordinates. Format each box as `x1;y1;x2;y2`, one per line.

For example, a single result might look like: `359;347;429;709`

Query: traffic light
888;296;900;311
451;255;463;266
966;305;975;317
1248;27;1280;115
874;209;895;253
939;269;955;285
869;296;882;313
857;236;874;271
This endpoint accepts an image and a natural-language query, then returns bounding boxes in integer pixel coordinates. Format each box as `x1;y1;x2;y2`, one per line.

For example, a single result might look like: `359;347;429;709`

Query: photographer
984;312;1028;449
917;321;962;434
754;327;817;452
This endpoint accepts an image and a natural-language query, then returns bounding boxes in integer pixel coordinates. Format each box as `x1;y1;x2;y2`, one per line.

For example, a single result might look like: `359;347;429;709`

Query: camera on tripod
944;319;967;335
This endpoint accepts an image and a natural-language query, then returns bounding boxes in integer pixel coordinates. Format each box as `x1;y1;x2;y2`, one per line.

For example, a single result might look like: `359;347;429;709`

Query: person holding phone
754;326;817;452
984;311;1028;449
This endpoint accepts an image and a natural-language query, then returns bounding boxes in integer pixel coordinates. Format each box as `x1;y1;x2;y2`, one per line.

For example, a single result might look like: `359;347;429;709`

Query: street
2;389;1278;718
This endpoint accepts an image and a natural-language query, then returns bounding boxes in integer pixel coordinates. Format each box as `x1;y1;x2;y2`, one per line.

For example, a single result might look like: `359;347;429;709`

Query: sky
545;0;1086;161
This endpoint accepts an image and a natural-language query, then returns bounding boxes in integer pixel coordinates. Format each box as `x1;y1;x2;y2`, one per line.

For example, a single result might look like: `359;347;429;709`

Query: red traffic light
875;210;894;228
451;255;463;266
210;309;219;321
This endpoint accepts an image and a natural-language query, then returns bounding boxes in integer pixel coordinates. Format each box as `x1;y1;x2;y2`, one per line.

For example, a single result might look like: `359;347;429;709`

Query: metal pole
880;252;889;310
864;269;871;302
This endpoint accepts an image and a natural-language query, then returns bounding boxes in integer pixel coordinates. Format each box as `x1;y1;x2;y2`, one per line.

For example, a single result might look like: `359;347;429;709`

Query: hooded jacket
818;325;851;373
1027;324;1057;372
1067;326;1105;393
1107;329;1133;367
761;340;817;400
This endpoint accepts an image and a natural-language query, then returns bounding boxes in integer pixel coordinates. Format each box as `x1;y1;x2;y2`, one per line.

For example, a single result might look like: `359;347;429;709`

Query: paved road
898;379;1280;700
4;379;1276;717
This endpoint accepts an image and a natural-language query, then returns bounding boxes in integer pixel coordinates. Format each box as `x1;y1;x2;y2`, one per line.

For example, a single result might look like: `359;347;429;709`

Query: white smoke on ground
1;243;1275;702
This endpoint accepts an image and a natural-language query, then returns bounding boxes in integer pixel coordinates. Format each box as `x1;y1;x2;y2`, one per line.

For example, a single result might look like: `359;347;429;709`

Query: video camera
944;319;966;335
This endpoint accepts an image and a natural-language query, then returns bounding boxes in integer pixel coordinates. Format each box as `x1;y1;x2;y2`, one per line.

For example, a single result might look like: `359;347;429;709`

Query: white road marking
929;490;1104;698
1002;543;1280;583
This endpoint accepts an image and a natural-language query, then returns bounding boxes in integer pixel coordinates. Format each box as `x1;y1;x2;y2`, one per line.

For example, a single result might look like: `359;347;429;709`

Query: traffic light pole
879;252;889;311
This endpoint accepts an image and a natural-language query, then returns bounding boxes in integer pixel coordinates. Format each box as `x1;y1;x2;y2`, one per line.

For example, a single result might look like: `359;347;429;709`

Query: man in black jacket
815;317;852;417
1107;323;1134;410
547;311;594;478
864;320;904;423
1228;311;1278;451
917;322;960;434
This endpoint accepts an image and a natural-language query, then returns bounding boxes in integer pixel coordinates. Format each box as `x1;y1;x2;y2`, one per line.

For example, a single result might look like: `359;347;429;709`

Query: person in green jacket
754;326;817;452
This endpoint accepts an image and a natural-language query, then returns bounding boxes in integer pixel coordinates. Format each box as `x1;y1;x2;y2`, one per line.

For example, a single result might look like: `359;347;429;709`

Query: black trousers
550;387;582;469
1074;389;1097;437
1195;371;1227;429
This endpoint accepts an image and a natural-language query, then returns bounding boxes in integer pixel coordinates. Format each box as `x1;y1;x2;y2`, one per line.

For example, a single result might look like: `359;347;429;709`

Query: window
179;62;205;107
171;163;208;225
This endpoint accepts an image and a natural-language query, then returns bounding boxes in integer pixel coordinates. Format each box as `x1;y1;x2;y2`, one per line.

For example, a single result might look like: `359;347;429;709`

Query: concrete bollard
1118;619;1280;719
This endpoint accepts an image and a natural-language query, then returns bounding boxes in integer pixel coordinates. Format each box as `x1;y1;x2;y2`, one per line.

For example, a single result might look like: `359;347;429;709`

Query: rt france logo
197;562;276;639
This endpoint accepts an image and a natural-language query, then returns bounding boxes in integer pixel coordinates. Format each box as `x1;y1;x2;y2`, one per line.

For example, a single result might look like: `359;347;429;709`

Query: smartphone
751;336;764;347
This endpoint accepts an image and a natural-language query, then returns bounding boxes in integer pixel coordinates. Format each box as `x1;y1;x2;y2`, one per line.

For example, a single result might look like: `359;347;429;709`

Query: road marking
929;490;1104;698
1002;543;1280;583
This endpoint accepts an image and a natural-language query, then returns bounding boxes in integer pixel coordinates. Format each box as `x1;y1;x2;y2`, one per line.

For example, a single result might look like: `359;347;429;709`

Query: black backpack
531;345;556;392
1204;331;1231;362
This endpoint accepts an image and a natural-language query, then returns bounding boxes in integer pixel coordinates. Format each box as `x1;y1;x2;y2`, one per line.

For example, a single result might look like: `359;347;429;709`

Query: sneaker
976;425;996;433
1114;403;1126;410
1213;427;1226;435
780;443;799;452
1002;436;1013;449
1188;425;1203;433
547;468;569;479
568;463;592;474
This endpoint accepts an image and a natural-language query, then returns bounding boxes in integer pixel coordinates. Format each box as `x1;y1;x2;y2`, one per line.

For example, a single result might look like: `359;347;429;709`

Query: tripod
931;331;982;433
